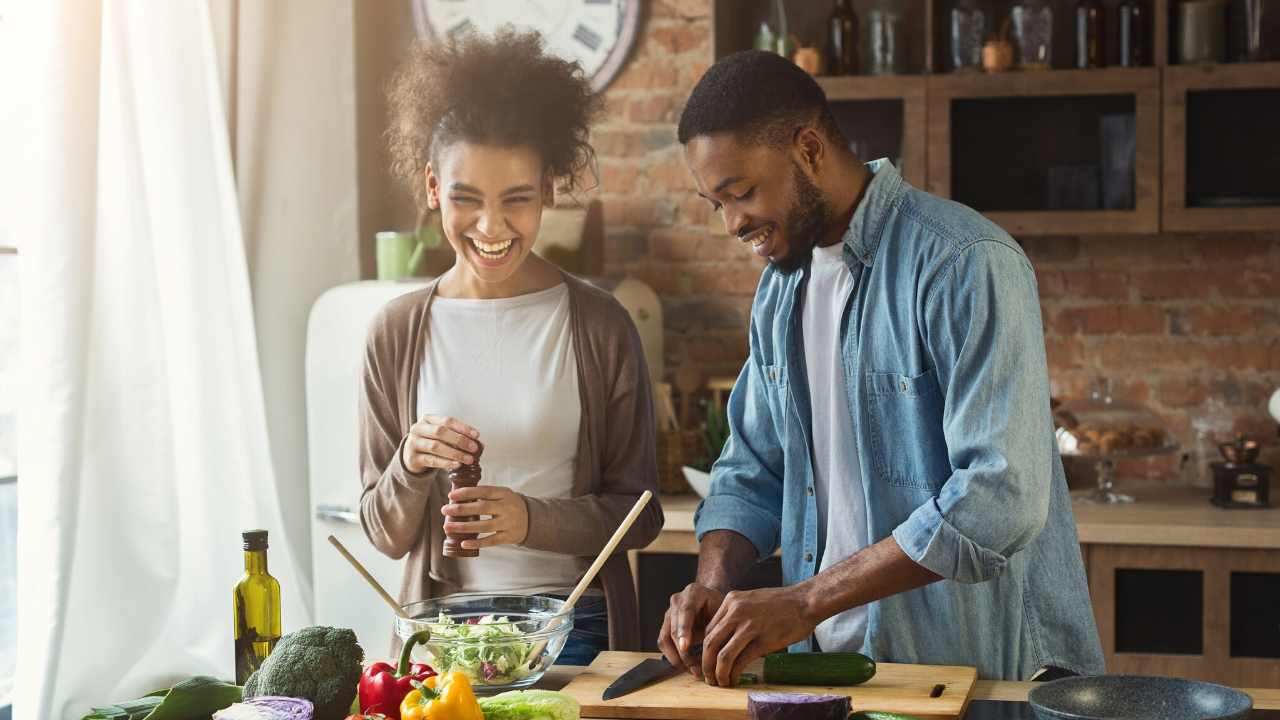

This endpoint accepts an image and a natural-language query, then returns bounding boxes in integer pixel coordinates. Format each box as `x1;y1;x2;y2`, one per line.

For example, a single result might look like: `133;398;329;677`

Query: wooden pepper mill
442;441;484;558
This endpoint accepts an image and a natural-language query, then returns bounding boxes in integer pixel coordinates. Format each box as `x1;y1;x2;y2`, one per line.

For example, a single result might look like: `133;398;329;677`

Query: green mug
376;227;439;281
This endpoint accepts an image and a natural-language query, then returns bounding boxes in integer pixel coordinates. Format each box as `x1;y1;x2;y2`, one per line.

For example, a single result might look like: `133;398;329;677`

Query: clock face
413;0;640;93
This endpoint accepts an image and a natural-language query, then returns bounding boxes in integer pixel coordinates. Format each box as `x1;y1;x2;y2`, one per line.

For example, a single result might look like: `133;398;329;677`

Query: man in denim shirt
656;51;1104;683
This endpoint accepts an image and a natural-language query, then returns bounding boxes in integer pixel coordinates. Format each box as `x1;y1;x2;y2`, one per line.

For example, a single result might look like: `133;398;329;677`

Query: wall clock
411;1;642;93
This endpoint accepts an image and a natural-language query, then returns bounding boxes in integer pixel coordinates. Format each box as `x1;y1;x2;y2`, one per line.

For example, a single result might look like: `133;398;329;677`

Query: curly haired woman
358;29;663;664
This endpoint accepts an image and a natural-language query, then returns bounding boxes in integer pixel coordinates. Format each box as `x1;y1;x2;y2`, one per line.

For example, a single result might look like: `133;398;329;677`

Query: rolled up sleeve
694;345;785;561
893;240;1054;583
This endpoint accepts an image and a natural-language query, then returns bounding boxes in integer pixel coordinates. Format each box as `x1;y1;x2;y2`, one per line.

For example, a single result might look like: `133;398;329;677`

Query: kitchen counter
537;666;1280;711
643;484;1280;553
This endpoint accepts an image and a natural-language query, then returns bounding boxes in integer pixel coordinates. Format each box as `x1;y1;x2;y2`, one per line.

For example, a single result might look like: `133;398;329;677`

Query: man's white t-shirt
802;242;870;652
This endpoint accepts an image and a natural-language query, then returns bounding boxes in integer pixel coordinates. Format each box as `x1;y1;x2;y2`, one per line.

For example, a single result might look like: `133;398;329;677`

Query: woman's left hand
441;485;530;549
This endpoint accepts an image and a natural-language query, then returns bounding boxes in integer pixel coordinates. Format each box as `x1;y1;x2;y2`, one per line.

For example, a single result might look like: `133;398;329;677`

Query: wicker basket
657;429;701;495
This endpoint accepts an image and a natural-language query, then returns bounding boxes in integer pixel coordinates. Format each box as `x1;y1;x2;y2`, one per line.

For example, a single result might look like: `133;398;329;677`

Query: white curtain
4;2;313;717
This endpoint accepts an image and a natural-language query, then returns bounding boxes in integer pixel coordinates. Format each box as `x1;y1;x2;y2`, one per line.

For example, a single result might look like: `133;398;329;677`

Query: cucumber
761;652;876;686
850;712;924;720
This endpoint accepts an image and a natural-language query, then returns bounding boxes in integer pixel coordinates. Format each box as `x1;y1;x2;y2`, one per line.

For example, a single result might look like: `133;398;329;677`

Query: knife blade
601;657;683;701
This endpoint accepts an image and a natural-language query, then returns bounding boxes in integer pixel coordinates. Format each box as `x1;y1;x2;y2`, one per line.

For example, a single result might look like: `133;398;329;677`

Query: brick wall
594;0;1280;481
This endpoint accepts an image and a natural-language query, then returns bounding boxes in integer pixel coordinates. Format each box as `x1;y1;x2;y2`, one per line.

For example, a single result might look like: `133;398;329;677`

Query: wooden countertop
538;667;1280;711
644;485;1280;552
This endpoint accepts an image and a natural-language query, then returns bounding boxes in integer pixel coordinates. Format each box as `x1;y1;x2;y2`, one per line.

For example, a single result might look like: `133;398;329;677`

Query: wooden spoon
328;534;410;620
525;490;655;664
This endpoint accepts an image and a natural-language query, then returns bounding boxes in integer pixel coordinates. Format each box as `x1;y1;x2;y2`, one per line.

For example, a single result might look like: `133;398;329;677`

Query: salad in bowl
395;594;574;692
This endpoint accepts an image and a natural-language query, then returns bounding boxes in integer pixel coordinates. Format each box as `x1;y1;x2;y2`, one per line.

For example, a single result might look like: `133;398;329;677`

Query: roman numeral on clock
573;22;603;51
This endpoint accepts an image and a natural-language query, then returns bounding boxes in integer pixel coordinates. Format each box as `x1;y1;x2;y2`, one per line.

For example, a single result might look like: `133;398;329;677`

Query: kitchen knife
601;657;684;701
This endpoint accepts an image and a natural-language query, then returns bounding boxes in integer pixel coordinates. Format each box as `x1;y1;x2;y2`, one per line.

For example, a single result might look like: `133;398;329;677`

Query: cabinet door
1089;544;1280;687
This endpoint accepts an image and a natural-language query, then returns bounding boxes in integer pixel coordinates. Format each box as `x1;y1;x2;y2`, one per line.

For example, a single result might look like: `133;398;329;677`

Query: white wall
231;0;362;600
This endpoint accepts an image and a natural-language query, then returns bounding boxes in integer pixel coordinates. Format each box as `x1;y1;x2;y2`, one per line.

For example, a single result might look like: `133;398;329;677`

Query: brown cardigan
358;272;664;653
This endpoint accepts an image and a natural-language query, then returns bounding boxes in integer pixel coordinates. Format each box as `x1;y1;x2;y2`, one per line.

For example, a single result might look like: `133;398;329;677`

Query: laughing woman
358;29;663;663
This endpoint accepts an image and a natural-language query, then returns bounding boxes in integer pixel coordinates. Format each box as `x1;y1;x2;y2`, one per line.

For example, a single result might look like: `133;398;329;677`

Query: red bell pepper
359;630;436;719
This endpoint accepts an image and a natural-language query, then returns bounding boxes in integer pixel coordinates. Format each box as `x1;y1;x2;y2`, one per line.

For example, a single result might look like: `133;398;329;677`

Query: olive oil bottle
233;529;281;684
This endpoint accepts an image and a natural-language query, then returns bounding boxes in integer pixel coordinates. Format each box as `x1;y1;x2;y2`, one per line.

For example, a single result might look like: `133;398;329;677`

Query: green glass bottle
233;529;281;684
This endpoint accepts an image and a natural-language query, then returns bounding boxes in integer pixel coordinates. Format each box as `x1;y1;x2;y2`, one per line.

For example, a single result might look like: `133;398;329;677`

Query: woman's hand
441;485;530;550
402;414;481;475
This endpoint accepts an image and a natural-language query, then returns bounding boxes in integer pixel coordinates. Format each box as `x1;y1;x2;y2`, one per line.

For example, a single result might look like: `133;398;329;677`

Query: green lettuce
479;690;581;720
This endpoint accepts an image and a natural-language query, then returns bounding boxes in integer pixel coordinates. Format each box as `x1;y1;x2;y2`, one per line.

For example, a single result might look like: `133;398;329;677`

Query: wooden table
537;666;1280;712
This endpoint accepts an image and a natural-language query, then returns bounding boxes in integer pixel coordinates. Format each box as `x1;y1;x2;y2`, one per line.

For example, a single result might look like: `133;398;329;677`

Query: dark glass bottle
828;0;861;75
1118;0;1149;66
233;530;281;685
1075;0;1106;67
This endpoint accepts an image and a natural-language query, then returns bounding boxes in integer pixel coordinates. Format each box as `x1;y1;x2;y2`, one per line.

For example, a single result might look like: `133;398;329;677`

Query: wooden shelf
927;68;1160;235
817;75;929;187
928;66;1159;98
1162;62;1280;232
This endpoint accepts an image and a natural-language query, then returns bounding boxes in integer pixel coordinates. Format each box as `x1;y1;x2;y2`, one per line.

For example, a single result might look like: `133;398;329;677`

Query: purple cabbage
213;696;315;719
747;692;852;720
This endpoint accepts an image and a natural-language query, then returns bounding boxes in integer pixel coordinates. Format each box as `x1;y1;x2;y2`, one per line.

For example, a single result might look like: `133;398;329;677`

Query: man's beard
772;162;835;274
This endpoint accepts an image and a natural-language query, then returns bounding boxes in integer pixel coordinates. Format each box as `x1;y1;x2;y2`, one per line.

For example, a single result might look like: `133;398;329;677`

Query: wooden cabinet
926;68;1161;234
1087;544;1280;688
1161;62;1280;232
708;0;1280;234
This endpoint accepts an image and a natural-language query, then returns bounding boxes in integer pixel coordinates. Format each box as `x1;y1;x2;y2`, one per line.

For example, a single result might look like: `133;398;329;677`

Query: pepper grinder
442;441;484;558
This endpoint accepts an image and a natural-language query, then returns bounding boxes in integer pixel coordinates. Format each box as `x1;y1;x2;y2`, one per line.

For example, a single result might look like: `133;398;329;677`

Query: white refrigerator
305;280;429;658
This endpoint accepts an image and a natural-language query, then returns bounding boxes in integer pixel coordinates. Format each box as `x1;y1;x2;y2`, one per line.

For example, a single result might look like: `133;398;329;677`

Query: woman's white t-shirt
416;283;587;593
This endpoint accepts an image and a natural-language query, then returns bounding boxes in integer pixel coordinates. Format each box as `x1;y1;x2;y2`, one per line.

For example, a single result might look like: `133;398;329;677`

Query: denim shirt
694;160;1105;680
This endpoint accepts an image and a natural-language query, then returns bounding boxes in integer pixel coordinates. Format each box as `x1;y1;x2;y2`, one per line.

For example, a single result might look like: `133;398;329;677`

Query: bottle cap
242;529;269;551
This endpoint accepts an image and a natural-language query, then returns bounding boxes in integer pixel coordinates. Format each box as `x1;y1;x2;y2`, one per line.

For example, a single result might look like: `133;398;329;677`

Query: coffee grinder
1210;434;1272;508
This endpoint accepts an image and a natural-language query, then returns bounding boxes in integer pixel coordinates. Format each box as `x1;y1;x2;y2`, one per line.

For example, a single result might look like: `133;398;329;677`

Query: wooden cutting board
561;652;977;720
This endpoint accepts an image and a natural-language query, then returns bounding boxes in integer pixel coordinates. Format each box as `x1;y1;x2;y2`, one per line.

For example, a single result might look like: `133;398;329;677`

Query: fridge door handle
315;504;360;525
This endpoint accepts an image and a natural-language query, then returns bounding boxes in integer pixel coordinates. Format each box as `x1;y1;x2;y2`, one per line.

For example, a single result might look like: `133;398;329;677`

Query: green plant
244;625;364;720
695;398;730;472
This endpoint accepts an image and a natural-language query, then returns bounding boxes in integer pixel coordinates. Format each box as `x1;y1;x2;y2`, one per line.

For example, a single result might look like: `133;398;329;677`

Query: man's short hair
677;50;846;149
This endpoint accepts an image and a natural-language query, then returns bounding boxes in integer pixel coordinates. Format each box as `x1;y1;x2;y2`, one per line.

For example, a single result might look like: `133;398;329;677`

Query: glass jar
1076;0;1106;67
866;0;906;74
1177;0;1228;63
1118;0;1150;66
828;0;861;74
1012;0;1054;69
950;0;989;71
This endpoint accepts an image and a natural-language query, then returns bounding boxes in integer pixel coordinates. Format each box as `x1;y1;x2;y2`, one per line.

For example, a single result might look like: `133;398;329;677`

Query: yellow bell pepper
400;671;483;720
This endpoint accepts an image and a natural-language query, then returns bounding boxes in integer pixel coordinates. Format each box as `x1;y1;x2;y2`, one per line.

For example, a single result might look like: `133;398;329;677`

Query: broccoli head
244;625;363;720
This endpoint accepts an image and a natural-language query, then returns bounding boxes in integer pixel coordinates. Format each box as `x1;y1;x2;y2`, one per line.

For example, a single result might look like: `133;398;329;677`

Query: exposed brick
1178;306;1280;337
600;163;639;194
647;24;706;55
1217;340;1280;372
1216;268;1280;299
1044;336;1085;369
628;93;685;124
650;0;712;20
1091;337;1210;370
643;153;695;192
1157;378;1210;408
603;197;678;227
1061;270;1130;301
1133;269;1213;300
1196;234;1274;264
611;59;682;92
1052;305;1165;335
1019;236;1081;265
1035;269;1066;299
684;262;764;297
1081;235;1197;267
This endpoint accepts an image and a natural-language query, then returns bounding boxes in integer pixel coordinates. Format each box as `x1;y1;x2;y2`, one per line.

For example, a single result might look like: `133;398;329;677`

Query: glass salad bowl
395;594;573;693
1054;380;1179;504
